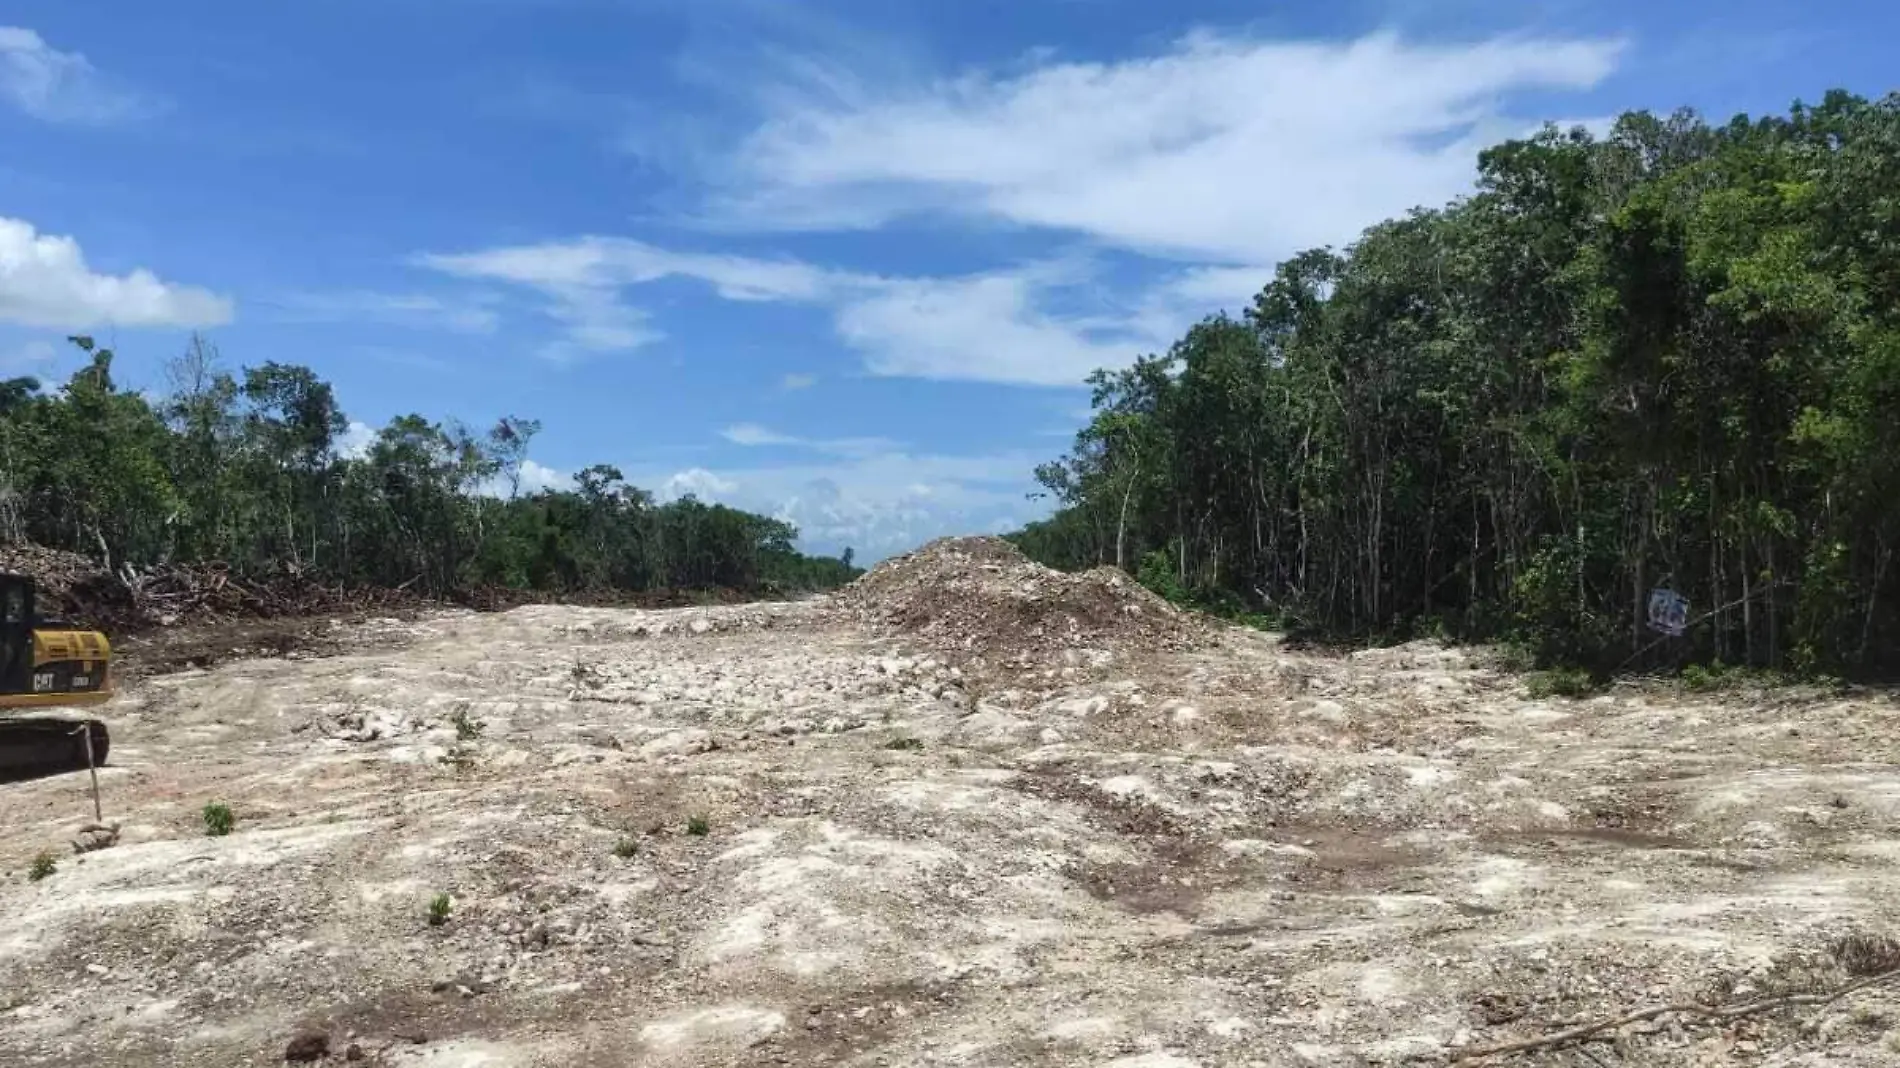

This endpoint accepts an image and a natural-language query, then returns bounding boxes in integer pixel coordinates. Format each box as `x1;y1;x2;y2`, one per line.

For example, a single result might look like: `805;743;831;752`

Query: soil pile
834;536;1206;664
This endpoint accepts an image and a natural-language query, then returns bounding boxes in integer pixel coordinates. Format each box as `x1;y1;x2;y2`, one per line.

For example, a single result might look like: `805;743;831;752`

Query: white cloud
834;265;1152;386
659;467;739;502
417;235;1217;386
415;236;839;360
268;290;500;334
337;420;376;460
0;216;233;329
721;421;899;457
421;31;1618;388
0;26;149;124
511;459;574;496
1157;265;1274;308
780;371;818;390
721;422;800;447
712;30;1622;262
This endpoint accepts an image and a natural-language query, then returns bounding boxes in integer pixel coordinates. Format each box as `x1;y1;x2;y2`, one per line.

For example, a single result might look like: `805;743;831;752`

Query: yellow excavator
0;572;112;780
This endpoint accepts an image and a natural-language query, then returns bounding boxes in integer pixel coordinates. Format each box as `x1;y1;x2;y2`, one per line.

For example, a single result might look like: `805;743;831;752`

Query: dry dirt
6;540;1900;1067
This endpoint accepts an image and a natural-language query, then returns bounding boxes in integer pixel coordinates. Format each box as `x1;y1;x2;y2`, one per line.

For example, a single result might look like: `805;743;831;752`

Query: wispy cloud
833;263;1159;386
421;28;1619;386
414;236;838;361
721;421;900;458
0;27;154;124
0;216;233;329
415;235;1241;385
780;371;818;390
265;290;501;334
720;422;799;447
705;30;1622;262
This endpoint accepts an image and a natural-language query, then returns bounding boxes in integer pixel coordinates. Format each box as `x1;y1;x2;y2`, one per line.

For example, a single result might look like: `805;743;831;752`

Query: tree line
1015;91;1900;676
0;337;860;599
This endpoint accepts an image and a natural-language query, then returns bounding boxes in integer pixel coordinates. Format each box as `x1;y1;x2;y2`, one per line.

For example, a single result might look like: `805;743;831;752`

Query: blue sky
2;0;1894;558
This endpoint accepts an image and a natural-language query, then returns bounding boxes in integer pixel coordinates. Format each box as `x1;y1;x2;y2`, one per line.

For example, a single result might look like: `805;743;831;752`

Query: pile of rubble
0;541;419;635
833;536;1208;667
0;543;101;609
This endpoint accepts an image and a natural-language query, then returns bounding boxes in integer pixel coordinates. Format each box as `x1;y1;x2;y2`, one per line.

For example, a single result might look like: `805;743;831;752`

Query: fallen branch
1452;967;1900;1061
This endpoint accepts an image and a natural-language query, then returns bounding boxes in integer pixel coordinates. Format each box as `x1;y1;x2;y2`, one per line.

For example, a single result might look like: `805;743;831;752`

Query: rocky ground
4;539;1900;1067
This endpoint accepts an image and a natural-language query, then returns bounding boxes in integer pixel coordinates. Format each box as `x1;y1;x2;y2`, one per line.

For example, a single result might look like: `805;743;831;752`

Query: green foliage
1016;94;1900;678
612;837;640;859
202;801;235;837
427;892;452;927
27;851;56;882
450;707;485;741
1679;661;1803;692
881;737;924;751
1136;548;1190;605
685;814;711;837
1681;662;1724;692
1526;668;1601;700
0;337;859;601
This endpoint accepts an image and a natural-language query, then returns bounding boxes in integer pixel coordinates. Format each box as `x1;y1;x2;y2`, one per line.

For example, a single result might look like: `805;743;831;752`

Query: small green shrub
1526;668;1598;699
202;801;235;837
881;737;924;752
570;660;604;692
27;851;56;882
1680;661;1812;693
427;893;453;927
612;837;640;859
451;706;485;741
1681;662;1720;691
1136;548;1191;606
685;815;711;837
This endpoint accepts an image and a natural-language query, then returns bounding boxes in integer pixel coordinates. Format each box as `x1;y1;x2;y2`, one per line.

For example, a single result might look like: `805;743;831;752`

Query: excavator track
0;717;110;782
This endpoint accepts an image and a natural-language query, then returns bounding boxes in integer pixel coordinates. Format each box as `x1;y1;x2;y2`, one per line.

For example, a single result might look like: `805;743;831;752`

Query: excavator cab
0;573;112;780
0;575;28;692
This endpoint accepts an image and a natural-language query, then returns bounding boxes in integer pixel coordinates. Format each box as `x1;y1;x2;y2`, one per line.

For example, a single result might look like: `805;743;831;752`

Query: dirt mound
835;536;1206;664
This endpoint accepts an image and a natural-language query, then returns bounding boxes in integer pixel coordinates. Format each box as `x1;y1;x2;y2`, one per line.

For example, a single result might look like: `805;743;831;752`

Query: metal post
76;723;102;823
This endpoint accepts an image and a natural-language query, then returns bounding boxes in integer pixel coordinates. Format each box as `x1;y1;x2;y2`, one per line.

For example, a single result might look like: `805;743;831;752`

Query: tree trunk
1115;458;1141;574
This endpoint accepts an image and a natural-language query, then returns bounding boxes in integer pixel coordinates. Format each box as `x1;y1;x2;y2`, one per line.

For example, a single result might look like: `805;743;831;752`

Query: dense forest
1015;91;1900;676
0;337;859;599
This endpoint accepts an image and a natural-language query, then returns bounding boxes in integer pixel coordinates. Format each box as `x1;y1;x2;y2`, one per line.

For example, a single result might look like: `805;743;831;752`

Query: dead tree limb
1452;967;1900;1062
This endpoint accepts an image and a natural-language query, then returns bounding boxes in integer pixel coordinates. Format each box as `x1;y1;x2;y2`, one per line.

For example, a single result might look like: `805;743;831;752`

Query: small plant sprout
202;801;235;837
27;851;57;882
612;837;640;859
881;737;924;752
685;814;711;837
427;893;453;927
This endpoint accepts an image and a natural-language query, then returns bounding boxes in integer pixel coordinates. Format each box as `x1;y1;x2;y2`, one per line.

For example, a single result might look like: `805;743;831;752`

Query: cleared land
4;540;1900;1066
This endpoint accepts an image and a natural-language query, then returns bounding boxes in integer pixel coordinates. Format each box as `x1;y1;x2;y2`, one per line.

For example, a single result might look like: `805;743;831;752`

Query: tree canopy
1016;92;1900;676
0;337;858;599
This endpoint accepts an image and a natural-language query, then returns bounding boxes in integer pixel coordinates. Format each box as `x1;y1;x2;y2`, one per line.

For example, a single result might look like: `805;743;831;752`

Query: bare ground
5;601;1900;1067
